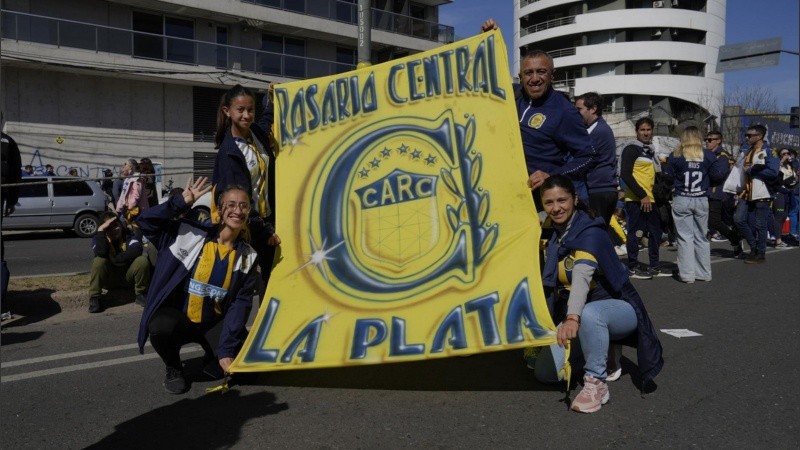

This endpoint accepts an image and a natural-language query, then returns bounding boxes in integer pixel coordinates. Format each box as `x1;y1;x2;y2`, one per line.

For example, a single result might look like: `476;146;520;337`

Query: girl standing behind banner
136;178;259;394
534;175;663;413
212;84;281;288
662;127;728;283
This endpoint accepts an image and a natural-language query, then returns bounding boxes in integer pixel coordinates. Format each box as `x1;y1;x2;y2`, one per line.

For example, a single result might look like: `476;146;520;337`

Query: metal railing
241;0;455;43
552;78;577;88
547;46;576;58
520;15;577;36
520;0;543;7
1;10;355;79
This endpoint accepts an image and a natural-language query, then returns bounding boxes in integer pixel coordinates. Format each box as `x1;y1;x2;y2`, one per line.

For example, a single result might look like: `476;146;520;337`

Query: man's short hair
576;92;604;116
707;130;722;139
748;124;767;137
635;117;654;130
520;49;554;72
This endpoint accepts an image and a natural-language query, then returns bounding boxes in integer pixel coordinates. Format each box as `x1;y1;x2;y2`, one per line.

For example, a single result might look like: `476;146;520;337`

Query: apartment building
514;0;725;137
0;0;453;180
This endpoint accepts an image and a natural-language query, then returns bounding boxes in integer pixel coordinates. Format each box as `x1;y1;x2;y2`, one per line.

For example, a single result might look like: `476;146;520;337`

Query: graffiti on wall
22;149;117;178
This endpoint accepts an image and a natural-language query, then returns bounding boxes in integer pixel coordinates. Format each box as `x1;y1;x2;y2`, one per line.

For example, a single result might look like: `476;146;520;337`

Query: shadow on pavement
1;288;61;329
0;330;45;344
85;391;288;449
230;348;567;392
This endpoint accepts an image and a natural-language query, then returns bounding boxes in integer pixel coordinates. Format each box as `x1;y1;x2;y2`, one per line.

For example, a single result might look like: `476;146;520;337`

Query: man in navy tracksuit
513;51;597;210
575;92;618;227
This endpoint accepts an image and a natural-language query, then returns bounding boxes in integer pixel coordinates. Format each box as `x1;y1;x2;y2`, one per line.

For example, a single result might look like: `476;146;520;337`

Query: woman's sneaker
164;367;188;394
628;267;653;280
647;266;671;277
571;375;610;413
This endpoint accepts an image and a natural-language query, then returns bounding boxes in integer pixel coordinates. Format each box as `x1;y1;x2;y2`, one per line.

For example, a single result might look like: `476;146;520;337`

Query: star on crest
358;168;370;178
397;144;409;155
286;135;308;154
424;154;437;165
370;158;381;168
381;147;392;158
411;149;422;160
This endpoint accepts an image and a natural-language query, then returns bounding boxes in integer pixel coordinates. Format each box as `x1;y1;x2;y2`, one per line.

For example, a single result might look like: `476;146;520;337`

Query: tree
725;85;779;114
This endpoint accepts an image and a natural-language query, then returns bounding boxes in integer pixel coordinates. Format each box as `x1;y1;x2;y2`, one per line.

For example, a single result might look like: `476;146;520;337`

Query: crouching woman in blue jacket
135;177;259;394
534;175;664;413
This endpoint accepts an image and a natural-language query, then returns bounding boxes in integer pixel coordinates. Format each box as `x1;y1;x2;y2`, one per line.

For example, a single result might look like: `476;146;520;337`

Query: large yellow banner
230;30;557;372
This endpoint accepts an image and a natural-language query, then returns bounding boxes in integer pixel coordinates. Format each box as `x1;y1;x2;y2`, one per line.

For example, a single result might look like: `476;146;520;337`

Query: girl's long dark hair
214;84;256;149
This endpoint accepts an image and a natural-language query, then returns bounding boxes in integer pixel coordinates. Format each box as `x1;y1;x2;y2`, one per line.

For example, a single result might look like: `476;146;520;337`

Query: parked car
151;162;211;222
3;176;107;238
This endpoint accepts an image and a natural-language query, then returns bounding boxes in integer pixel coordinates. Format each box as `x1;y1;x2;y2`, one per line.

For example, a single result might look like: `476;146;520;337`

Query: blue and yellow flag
230;30;559;373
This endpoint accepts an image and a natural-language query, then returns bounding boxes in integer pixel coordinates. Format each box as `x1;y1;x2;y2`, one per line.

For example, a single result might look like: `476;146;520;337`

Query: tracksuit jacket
135;195;259;359
542;210;664;383
585;116;618;194
514;84;596;178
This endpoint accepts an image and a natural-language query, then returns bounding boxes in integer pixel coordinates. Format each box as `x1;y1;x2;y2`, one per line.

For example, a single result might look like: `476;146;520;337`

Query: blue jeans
672;196;711;282
734;200;769;256
625;201;662;269
534;299;637;382
789;191;799;235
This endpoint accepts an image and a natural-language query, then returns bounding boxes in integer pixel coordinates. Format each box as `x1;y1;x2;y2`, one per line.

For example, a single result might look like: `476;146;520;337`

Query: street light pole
357;0;371;68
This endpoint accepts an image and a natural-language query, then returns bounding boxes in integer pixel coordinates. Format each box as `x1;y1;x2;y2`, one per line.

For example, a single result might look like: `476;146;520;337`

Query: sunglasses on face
705;138;719;142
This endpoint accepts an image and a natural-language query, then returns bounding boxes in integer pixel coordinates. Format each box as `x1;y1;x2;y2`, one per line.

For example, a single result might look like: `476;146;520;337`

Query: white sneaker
606;344;622;381
614;245;627;256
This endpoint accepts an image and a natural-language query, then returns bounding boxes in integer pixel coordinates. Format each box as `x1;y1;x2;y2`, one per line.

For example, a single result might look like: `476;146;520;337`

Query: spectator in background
45;164;55;176
139;157;159;208
704;131;739;256
116;158;149;223
88;211;151;313
619;118;669;279
771;148;798;248
68;168;78;177
22;165;33;177
2;126;22;305
786;149;800;239
575;92;618;227
100;168;114;205
662;126;729;283
725;124;779;264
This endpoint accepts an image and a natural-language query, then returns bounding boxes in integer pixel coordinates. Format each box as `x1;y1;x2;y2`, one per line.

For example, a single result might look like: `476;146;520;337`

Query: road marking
1;346;202;383
2;343;144;368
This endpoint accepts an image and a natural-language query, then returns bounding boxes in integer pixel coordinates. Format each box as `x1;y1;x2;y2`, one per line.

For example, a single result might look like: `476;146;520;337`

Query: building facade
514;0;726;138
1;0;453;181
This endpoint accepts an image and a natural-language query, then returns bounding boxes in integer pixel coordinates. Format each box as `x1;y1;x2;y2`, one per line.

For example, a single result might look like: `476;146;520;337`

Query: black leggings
708;198;740;245
148;306;214;370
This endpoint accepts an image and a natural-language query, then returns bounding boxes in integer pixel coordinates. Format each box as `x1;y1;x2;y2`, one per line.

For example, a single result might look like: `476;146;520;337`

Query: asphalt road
1;230;90;276
1;244;799;448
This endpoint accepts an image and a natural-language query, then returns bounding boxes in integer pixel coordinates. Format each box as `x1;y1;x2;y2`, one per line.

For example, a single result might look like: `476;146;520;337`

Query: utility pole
357;0;371;68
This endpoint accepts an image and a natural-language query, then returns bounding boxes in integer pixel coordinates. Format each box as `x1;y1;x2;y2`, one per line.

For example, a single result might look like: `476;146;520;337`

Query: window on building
132;11;195;64
337;0;356;22
336;47;356;74
193;152;217;180
260;34;306;78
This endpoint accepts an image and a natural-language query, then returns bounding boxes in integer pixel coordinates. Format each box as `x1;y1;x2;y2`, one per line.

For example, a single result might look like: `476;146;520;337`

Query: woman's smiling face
541;185;577;226
220;189;250;230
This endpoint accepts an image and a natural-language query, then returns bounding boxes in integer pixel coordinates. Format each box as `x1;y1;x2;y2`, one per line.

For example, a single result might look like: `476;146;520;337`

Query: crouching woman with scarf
534;175;664;413
135;177;259;394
